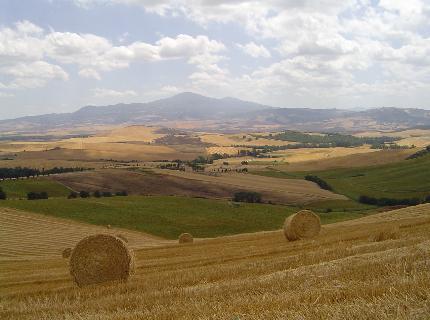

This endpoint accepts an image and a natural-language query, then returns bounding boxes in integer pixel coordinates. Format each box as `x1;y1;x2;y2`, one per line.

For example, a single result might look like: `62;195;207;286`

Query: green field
0;196;368;239
0;178;71;198
252;154;430;201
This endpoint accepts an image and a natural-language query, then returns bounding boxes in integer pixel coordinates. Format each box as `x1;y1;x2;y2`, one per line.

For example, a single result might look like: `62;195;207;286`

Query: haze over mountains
1;92;430;133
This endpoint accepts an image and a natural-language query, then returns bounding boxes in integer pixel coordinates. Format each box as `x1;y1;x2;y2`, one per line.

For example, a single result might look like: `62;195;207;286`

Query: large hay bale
284;210;321;241
62;247;72;259
179;233;193;244
70;234;135;287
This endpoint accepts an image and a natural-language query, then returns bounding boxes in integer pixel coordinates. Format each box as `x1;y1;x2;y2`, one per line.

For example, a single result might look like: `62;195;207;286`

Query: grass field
0;178;71;198
0;196;367;239
253;154;430;201
1;204;430;319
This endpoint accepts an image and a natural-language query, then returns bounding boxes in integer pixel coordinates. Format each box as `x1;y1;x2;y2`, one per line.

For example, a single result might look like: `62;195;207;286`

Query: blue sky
0;0;429;119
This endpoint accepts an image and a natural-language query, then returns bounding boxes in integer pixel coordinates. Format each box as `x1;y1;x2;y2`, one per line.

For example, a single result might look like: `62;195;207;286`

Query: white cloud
0;21;225;91
0;92;14;98
78;68;101;80
238;42;271;58
0;61;68;89
93;87;137;98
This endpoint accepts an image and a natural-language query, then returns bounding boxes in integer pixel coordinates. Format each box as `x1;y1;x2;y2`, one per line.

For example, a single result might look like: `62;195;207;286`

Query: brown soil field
1;204;429;319
153;169;346;204
276;149;416;172
51;169;249;201
0;208;171;261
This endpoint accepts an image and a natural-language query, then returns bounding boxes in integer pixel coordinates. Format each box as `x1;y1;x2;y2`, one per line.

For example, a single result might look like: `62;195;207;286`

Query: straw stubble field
1;204;430;319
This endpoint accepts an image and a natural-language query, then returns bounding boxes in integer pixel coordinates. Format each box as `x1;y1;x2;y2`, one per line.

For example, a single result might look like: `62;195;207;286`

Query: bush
27;192;48;200
79;191;90;198
115;191;128;196
305;175;333;191
0;187;6;200
93;190;102;198
68;192;78;199
102;191;112;197
233;191;262;203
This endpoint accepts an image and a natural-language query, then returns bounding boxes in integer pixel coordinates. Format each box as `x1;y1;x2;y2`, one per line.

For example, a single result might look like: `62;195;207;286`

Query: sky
0;0;429;119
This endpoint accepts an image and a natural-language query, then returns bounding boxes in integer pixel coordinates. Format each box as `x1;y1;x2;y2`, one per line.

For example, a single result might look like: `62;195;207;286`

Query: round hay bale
178;233;193;244
70;234;134;287
284;210;321;241
62;247;72;259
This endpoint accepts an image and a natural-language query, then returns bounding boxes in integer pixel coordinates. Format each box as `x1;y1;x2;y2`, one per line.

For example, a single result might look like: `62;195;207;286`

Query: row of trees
0;167;92;180
68;190;128;199
358;195;430;206
304;175;333;191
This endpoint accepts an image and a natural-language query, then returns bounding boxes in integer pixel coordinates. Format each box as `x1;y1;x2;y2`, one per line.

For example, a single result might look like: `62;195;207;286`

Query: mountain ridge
1;92;429;133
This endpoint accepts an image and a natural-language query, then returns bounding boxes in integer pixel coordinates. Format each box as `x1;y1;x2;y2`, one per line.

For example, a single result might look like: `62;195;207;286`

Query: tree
79;191;90;198
68;192;78;199
233;192;262;203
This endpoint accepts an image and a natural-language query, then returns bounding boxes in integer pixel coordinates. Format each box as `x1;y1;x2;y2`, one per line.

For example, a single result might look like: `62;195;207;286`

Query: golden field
1;204;429;319
355;129;430;147
274;148;416;172
201;133;294;147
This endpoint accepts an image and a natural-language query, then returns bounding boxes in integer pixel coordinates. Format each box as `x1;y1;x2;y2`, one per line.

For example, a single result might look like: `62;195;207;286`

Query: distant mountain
1;92;429;133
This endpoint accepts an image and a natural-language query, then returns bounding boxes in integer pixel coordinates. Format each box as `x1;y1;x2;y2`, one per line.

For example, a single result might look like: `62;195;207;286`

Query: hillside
257;153;430;202
1;204;429;319
1;93;430;133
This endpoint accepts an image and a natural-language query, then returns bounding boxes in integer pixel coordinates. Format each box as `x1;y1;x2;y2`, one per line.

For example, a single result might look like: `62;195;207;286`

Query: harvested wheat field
1;204;430;319
0;208;171;261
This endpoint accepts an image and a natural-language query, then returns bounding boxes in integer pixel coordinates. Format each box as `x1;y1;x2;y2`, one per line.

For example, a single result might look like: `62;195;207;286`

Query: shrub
115;191;128;196
0;187;6;200
68;192;78;199
233;191;262;203
102;191;113;197
305;175;333;191
93;190;102;198
27;192;48;200
79;191;90;198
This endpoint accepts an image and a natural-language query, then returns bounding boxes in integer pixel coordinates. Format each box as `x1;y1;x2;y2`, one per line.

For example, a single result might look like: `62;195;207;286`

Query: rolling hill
1;92;430;133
